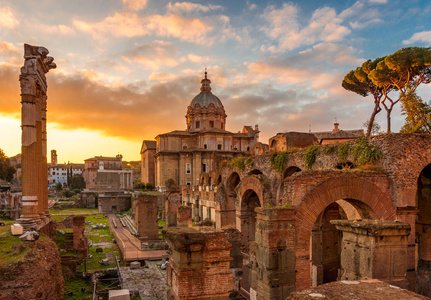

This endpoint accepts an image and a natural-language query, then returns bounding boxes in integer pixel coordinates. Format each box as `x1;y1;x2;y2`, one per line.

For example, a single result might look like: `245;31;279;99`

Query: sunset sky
1;0;431;163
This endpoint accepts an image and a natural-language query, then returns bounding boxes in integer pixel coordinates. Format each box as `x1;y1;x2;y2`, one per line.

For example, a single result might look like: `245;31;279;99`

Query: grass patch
49;208;100;215
0;234;27;266
63;277;93;300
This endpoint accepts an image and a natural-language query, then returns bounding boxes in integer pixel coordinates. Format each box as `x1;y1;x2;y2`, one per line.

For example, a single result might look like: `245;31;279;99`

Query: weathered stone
16;44;55;231
288;280;429;300
11;223;24;235
19;230;39;241
109;289;130;300
331;219;411;289
130;261;140;269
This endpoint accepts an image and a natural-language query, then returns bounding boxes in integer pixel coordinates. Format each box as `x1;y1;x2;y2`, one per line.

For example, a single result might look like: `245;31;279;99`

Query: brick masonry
163;227;233;300
212;134;431;296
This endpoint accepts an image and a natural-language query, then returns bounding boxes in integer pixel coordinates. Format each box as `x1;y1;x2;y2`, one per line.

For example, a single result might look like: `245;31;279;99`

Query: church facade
141;72;259;191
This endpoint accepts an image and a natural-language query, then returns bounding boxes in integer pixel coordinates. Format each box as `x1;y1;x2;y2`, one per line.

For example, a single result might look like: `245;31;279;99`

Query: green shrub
325;144;336;155
338;143;350;163
145;183;154;190
350;138;383;165
245;157;254;168
228;157;246;171
62;189;75;198
302;145;320;169
270;151;289;173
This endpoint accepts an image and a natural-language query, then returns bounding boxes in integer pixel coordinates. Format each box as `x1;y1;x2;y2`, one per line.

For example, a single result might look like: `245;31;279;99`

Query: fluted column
15;44;56;231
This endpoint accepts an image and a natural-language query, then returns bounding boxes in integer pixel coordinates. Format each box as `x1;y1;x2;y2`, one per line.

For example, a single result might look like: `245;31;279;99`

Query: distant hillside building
313;122;364;144
47;150;84;188
48;163;84;188
83;155;133;190
141;72;259;191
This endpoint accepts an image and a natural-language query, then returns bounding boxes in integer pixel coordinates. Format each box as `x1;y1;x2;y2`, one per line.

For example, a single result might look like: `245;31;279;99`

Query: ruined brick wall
95;172;121;189
214;134;431;292
165;192;182;227
269;132;318;153
73;215;88;258
164;227;233;299
177;205;192;226
134;193;159;240
98;194;131;213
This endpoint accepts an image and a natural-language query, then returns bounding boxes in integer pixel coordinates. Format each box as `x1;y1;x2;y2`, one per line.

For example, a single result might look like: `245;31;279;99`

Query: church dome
190;92;223;109
189;72;223;109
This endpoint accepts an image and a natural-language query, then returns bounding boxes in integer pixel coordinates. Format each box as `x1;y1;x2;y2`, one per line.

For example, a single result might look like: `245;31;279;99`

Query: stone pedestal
249;207;296;300
164;227;233;299
331;219;411;289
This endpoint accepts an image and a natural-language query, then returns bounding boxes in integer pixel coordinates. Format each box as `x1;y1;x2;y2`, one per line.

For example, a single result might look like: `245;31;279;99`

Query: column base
15;218;38;232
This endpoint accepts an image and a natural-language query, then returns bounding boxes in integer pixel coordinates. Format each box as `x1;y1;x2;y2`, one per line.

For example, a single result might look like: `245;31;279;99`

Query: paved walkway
108;214;167;261
120;261;168;300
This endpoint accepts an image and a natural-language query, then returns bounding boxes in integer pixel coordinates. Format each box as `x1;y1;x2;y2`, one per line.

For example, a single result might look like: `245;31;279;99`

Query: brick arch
237;176;265;208
294;176;396;290
296;176;396;249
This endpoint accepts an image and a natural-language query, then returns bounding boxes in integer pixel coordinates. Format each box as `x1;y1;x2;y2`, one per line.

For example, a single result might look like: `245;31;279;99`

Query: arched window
218;144;222;150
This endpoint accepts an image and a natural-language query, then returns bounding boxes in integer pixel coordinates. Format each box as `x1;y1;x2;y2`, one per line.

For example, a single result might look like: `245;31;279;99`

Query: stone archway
310;199;377;287
215;172;240;229
236;185;263;299
416;163;431;297
295;176;396;290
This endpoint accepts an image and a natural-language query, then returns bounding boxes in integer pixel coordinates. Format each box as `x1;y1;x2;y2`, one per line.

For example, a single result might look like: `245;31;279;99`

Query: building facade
140;140;156;186
141;72;259;191
83;155;133;190
47;163;84;188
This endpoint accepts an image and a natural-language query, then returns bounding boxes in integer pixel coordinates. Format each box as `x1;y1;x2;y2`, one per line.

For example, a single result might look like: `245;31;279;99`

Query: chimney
332;122;340;134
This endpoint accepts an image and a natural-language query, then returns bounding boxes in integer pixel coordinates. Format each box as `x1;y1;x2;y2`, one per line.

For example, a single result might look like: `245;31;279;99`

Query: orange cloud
123;0;147;11
0;64;199;141
73;12;213;45
122;41;181;70
0;7;18;29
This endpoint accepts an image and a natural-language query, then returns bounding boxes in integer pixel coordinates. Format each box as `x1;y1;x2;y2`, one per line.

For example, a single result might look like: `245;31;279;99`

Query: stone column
331;219;411;289
16;44;56;231
41;94;50;222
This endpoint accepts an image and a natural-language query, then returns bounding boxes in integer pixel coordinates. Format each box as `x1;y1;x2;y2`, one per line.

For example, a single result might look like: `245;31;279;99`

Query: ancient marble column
16;44;56;230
